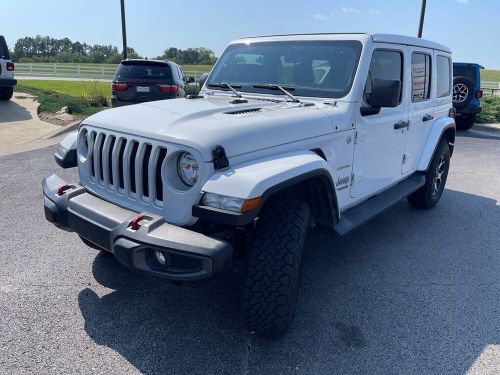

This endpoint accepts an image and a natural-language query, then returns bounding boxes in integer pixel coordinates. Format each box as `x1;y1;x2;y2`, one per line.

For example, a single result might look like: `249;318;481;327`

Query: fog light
155;250;166;265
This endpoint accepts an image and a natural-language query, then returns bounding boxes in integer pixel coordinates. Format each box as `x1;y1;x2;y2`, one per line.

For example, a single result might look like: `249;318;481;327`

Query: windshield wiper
252;84;300;103
207;82;242;97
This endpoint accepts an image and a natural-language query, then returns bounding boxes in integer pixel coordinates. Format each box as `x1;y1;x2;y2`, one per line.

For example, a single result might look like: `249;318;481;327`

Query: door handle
423;114;434;122
394;120;409;130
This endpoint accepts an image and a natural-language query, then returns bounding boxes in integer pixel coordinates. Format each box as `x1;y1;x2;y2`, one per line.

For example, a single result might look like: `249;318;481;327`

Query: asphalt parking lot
0;130;499;375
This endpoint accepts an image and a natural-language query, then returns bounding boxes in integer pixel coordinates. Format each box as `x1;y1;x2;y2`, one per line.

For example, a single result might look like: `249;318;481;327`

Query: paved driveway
0;131;499;374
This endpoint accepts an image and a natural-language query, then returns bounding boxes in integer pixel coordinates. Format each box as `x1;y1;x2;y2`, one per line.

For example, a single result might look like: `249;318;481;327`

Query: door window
437;56;451;97
364;50;403;105
411;53;431;102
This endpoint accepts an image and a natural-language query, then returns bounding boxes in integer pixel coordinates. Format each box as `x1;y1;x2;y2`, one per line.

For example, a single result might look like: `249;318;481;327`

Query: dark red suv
111;59;194;107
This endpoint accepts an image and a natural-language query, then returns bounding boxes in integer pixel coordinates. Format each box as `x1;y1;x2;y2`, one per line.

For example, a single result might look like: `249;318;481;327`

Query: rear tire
0;87;13;101
455;114;475;131
407;140;451;209
242;195;310;338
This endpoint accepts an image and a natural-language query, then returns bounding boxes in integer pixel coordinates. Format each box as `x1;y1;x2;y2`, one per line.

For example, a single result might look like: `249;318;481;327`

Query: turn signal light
6;62;14;71
241;197;262;213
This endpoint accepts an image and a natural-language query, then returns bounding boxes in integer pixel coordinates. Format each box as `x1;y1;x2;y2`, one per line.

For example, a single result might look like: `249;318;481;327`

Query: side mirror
366;79;401;108
198;73;209;88
54;131;78;168
187;77;195;84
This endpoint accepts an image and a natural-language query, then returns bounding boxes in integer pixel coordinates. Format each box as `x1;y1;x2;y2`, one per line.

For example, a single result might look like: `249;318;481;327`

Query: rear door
350;46;409;198
402;48;434;174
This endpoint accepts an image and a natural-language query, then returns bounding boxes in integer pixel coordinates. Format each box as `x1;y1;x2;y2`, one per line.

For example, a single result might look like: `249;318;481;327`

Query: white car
44;33;455;338
0;36;16;101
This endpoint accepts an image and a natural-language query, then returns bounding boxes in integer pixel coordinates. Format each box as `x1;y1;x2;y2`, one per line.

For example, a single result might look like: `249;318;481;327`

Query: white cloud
310;12;335;21
310;13;328;21
341;6;361;14
369;9;382;15
454;0;469;3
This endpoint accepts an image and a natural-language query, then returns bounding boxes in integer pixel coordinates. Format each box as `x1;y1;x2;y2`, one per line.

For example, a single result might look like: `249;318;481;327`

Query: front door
350;47;408;198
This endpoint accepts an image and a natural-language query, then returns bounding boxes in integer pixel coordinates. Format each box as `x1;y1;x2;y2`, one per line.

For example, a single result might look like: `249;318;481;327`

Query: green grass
17;79;111;98
482;69;500;83
16;79;110;98
16;80;110;116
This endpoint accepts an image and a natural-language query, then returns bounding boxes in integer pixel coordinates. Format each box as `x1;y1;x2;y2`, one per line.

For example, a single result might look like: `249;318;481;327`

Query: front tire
0;87;13;101
242;195;310;338
407;140;451;209
455;114;475;131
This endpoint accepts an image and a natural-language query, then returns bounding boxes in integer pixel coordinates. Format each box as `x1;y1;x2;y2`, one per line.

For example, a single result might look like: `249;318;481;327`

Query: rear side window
0;36;9;59
411;53;431;102
364;50;403;104
115;62;172;80
437;56;451;97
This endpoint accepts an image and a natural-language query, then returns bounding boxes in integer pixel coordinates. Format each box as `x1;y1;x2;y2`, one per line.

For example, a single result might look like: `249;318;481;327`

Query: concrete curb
473;123;500;134
40;120;81;139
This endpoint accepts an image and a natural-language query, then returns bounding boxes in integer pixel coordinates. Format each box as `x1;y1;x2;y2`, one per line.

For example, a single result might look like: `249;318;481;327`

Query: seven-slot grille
84;130;168;205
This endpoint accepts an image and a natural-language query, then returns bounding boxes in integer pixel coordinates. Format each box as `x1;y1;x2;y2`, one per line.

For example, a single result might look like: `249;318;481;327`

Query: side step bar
334;174;426;236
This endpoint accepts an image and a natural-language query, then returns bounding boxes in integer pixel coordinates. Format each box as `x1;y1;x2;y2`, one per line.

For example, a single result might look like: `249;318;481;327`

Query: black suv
0;35;17;101
111;59;194;107
452;62;483;131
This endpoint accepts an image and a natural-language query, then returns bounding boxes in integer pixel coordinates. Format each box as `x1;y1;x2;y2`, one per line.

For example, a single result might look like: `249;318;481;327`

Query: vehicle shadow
0;98;33;123
79;189;500;374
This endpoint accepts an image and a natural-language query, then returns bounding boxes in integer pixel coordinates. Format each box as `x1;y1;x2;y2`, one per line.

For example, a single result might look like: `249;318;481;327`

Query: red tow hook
57;184;72;196
129;214;145;231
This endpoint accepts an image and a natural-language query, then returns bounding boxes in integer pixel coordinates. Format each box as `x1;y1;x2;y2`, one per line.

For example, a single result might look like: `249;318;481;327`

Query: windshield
207;40;362;99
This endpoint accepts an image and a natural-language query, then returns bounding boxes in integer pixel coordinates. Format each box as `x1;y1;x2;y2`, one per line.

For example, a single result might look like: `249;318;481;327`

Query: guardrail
14;63;206;81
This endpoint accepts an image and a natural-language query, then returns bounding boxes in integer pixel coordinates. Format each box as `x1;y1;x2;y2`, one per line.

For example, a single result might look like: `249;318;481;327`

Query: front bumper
42;174;232;281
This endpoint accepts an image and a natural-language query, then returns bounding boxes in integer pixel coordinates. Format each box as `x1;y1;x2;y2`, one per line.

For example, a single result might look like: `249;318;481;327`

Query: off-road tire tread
242;196;310;338
407;140;451;209
0;87;13;101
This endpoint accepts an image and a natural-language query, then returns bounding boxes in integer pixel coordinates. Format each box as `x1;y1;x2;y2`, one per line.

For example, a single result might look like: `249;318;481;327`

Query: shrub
80;80;109;107
185;84;201;96
477;96;500;124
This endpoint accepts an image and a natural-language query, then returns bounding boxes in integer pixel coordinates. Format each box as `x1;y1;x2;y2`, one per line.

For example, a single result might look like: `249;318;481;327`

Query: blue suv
452;63;483;130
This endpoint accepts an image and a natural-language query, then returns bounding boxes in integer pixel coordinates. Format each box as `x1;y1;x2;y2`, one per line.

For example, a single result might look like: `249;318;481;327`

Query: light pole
418;0;427;38
120;0;128;59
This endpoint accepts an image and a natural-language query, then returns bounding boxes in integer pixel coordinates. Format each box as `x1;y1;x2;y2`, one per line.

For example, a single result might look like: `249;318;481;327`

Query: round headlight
177;152;199;186
78;129;89;161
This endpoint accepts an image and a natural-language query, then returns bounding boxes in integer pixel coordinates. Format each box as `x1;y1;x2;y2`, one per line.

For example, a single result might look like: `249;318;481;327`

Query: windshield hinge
212;145;229;170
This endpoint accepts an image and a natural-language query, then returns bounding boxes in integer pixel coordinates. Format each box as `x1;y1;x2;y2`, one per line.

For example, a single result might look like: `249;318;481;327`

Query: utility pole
418;0;427;38
120;0;128;59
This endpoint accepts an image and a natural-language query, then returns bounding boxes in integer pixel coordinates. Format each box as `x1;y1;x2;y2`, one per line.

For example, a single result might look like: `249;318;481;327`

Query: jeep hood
83;96;336;161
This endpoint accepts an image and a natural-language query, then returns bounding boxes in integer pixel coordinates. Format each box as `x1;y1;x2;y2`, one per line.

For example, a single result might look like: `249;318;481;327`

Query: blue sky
3;0;499;68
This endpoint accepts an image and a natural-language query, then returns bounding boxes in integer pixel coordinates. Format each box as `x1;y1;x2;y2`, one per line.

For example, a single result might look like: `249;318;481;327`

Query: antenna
418;0;427;38
120;0;128;59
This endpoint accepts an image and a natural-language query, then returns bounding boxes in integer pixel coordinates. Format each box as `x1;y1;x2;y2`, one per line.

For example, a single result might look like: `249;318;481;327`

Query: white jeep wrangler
43;33;455;338
0;36;16;101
